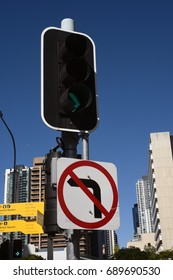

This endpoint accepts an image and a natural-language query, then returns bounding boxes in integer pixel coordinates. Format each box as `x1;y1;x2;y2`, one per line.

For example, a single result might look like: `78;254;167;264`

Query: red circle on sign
58;160;118;229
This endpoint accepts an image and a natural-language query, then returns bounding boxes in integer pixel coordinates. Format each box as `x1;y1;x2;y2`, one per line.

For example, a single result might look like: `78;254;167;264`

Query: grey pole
82;133;89;160
60;18;81;260
44;150;59;260
82;134;102;259
61;131;80;260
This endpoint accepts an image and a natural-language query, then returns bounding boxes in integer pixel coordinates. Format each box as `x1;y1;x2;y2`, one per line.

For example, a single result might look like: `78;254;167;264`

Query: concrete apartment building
127;177;155;250
148;132;173;251
136;176;153;235
29;157;48;249
3;165;30;245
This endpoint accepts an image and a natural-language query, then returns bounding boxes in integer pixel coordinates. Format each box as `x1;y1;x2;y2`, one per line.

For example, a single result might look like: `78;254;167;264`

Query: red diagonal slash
69;170;109;216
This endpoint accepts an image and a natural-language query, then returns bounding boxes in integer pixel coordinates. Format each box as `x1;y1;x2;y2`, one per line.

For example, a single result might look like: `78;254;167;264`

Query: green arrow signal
69;92;80;112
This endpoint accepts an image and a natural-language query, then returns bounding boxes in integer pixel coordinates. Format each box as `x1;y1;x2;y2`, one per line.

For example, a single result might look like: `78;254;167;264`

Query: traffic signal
13;239;22;259
44;151;61;233
0;240;10;260
41;27;99;132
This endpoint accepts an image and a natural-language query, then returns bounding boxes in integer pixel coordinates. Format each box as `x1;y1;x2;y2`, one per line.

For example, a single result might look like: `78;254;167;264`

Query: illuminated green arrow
69;92;80;112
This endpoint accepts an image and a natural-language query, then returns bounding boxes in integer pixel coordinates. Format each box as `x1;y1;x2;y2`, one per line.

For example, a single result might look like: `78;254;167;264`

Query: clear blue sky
0;0;173;248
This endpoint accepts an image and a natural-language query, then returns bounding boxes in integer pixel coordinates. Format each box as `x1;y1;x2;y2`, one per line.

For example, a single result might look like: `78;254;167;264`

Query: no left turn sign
56;158;120;230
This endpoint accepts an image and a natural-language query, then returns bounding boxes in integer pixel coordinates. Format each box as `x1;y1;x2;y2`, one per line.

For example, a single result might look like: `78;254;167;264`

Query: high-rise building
29;157;47;249
127;177;155;249
4;165;30;204
136;176;153;234
103;231;118;258
3;165;30;245
148;132;173;252
132;203;140;238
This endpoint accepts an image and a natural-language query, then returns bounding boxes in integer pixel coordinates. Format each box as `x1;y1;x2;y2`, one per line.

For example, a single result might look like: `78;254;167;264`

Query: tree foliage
114;247;150;260
20;254;45;260
155;250;173;260
114;246;173;260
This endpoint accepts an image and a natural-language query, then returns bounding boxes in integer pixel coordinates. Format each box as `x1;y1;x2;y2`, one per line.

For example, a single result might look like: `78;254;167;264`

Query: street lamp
0;111;16;203
0;111;17;260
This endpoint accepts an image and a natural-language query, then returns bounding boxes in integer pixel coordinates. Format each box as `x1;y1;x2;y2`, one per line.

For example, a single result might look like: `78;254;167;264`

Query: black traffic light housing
44;151;61;234
41;27;99;132
0;240;10;260
13;239;22;259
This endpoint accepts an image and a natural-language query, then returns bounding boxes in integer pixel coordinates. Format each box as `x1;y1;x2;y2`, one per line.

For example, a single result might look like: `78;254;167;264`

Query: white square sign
56;158;120;230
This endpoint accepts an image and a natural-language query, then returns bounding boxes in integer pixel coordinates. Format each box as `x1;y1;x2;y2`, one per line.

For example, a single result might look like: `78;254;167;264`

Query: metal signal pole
60;18;81;260
0;111;17;260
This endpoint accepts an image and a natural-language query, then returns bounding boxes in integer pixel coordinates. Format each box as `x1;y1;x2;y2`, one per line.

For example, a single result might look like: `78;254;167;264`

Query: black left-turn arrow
67;178;102;218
